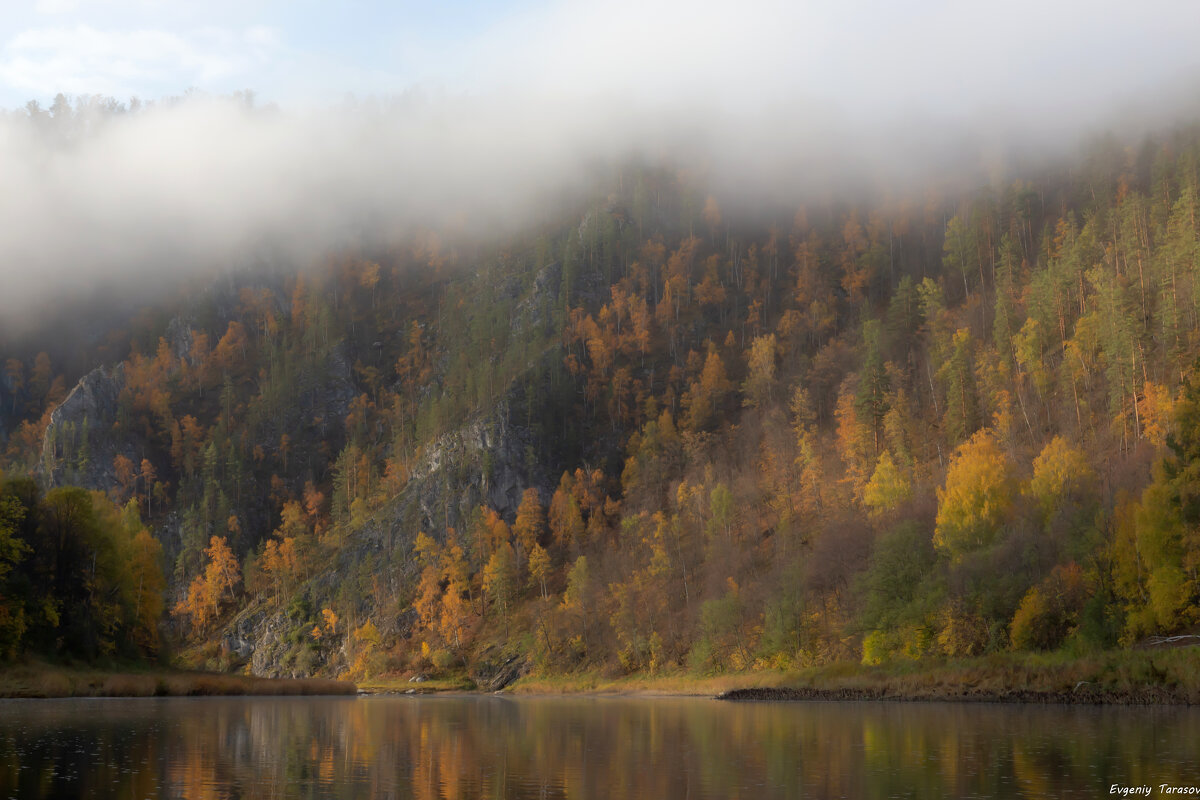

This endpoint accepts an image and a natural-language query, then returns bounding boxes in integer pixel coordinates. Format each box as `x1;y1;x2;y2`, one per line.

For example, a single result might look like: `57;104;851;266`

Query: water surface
0;695;1197;798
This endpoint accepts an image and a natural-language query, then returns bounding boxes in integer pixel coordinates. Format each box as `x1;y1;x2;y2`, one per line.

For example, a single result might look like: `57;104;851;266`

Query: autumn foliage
6;117;1200;678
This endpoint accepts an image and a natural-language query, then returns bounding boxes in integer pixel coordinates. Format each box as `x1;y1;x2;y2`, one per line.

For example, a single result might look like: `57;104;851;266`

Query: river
0;695;1197;798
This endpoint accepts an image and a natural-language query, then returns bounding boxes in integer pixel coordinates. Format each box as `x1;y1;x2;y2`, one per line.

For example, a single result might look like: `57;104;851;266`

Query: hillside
3;111;1200;682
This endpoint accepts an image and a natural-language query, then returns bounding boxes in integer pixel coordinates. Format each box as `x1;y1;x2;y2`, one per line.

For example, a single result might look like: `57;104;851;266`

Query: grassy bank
741;648;1200;704
13;648;1194;703
504;648;1200;704
356;674;477;694
0;662;357;699
507;670;789;696
356;667;798;697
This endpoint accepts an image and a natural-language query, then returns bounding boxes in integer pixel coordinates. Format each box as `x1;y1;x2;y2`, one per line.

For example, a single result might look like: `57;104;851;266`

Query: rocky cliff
206;366;560;678
38;364;149;495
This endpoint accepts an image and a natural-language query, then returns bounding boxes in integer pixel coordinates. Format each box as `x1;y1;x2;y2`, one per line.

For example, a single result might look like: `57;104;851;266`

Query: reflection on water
0;695;1197;799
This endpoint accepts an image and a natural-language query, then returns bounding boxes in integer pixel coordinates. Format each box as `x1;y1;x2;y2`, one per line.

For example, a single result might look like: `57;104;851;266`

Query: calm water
0;695;1198;799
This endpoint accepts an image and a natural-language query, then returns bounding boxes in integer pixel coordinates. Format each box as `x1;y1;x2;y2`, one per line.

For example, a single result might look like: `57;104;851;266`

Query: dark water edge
1;695;1199;799
717;685;1193;704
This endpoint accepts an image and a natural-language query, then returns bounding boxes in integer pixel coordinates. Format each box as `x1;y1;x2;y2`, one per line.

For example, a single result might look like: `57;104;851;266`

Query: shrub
1009;563;1089;651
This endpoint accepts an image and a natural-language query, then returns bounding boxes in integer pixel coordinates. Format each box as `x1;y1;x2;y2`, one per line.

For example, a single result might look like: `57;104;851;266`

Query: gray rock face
243;610;294;677
38;364;146;494
408;393;546;532
165;316;195;363
216;376;556;678
470;647;531;692
510;262;561;336
214;605;340;679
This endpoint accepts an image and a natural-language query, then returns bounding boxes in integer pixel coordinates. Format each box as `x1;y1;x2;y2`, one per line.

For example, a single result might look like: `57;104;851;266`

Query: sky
5;0;1200;119
3;0;1200;327
0;0;536;106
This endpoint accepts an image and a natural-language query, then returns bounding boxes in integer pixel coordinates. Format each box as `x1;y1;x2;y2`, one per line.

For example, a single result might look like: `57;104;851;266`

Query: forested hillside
3;96;1200;679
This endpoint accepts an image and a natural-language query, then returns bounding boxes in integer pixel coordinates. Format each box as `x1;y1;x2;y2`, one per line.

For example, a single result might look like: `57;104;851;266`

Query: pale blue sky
5;0;1200;120
0;0;547;106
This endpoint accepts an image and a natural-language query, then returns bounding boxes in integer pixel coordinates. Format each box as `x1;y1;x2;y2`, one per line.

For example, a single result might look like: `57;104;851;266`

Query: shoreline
713;685;1192;705
0;663;356;699
496;647;1200;705
6;647;1198;704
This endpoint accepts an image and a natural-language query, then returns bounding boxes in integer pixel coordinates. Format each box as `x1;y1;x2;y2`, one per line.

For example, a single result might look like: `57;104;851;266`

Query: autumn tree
561;556;593;655
862;450;911;517
174;536;240;634
127;526;165;653
347;618;382;680
1009;563;1089;651
682;345;731;431
855;321;890;454
482;541;517;637
934;429;1015;559
527;542;551;600
112;454;136;502
513;488;546;565
938;328;978;447
621;409;683;506
1;485;168;659
1114;365;1200;637
742;334;777;408
1027;436;1096;518
549;473;585;554
835;378;874;493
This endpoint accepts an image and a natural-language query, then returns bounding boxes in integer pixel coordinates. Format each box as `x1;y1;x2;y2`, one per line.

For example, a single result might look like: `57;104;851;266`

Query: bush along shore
0;662;356;699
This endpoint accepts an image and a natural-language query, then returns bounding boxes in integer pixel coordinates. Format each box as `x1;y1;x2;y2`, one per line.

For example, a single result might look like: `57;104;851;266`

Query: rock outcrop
408;394;548;531
211;369;559;678
38;364;149;495
470;646;531;691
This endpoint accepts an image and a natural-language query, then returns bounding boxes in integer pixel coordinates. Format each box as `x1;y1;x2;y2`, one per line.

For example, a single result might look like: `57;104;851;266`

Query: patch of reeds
0;664;357;698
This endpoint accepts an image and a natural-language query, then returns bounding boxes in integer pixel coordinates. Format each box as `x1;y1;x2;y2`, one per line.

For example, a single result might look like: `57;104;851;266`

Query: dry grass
0;663;357;699
357;673;477;694
99;674;158;697
6;649;1194;703
507;669;797;697
732;649;1200;704
505;649;1200;704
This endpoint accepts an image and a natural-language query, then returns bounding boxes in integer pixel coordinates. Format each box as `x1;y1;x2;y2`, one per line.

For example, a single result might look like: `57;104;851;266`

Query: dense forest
3;95;1200;680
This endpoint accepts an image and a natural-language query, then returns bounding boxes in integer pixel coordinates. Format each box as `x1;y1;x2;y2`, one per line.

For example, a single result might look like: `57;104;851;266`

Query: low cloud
1;0;1200;329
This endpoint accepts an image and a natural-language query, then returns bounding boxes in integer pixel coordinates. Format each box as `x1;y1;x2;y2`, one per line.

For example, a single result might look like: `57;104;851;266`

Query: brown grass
99;674;158;697
507;669;797;697
505;649;1200;704
0;663;357;699
356;673;477;694
721;649;1200;704
6;649;1194;703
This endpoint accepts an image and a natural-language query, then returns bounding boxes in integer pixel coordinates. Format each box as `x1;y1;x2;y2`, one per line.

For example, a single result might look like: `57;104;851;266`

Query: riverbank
750;648;1200;705
355;675;476;695
0;662;357;698
9;647;1196;703
504;648;1200;704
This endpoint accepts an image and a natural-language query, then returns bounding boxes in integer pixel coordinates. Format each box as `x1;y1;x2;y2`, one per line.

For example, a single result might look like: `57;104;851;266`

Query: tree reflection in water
0;696;1197;798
